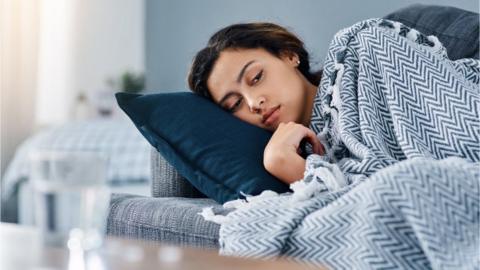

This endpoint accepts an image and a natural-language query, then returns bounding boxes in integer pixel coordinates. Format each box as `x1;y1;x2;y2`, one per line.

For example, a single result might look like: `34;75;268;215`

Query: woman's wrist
264;151;306;184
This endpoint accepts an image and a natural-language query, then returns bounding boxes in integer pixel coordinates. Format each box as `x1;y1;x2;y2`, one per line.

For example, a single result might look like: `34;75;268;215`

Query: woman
193;12;479;268
188;19;479;187
188;22;326;184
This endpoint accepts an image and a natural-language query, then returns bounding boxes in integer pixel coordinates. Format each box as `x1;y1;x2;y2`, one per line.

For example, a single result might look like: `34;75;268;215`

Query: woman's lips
263;106;281;126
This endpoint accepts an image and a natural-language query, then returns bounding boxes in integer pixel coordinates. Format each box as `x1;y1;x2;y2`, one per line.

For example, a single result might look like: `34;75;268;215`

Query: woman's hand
263;122;324;184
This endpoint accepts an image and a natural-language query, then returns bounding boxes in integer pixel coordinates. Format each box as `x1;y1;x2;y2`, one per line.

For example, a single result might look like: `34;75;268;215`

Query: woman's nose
249;97;265;114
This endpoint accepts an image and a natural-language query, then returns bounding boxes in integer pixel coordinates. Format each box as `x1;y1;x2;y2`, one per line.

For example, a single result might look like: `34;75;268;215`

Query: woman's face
207;48;317;132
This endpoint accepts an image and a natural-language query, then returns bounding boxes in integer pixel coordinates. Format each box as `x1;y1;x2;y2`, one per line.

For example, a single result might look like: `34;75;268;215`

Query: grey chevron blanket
201;19;480;270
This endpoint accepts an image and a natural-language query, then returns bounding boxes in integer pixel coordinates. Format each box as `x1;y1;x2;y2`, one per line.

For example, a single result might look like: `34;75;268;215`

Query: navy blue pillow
115;92;290;203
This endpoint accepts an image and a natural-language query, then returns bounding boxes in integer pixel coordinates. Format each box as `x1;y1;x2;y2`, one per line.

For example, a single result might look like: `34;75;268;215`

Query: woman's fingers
274;122;325;156
302;127;325;155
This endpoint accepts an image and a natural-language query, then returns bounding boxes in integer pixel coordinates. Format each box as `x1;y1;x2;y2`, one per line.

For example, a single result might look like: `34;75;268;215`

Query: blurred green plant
107;70;145;93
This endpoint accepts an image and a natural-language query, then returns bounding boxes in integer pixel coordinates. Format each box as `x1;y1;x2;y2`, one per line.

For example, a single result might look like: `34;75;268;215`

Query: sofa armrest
383;4;479;60
107;193;221;249
150;148;207;198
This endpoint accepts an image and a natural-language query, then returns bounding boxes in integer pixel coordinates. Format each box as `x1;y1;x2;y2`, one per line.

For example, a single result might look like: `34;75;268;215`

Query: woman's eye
227;97;243;113
251;70;263;84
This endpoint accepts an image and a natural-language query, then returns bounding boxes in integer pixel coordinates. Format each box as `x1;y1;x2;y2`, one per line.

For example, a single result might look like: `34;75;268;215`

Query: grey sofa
106;4;478;250
107;148;223;249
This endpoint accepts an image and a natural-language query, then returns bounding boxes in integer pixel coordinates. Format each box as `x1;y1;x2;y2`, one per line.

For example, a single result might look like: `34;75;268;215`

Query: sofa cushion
115;92;290;204
384;4;479;60
107;193;222;249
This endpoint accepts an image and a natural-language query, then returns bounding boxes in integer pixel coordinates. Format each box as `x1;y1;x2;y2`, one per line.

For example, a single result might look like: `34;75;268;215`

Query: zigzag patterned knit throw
201;19;480;269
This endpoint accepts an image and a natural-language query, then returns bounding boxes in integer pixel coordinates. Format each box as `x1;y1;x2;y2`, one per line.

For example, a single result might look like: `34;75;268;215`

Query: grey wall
145;0;478;92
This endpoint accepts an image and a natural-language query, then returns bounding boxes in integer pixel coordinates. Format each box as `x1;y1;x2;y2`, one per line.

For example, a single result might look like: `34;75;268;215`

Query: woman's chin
260;124;277;132
267;123;281;132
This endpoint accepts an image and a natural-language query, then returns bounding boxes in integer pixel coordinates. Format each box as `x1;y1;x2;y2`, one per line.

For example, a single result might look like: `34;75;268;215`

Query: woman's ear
280;51;300;67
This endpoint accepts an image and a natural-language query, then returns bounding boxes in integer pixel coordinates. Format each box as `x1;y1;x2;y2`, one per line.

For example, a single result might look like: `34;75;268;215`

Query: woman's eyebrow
236;60;256;83
218;60;256;105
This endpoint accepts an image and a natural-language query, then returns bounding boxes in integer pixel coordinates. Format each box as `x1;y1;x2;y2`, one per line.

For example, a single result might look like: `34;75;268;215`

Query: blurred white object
74;92;94;120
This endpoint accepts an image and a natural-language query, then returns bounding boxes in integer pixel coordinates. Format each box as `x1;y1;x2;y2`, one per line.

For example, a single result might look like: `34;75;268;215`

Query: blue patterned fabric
202;19;480;269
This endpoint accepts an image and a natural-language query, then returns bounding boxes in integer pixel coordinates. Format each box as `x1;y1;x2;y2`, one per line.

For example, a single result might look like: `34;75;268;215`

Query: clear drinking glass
30;151;110;250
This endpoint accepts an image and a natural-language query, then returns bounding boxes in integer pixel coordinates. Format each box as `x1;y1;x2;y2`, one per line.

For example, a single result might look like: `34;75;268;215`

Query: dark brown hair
187;22;322;100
